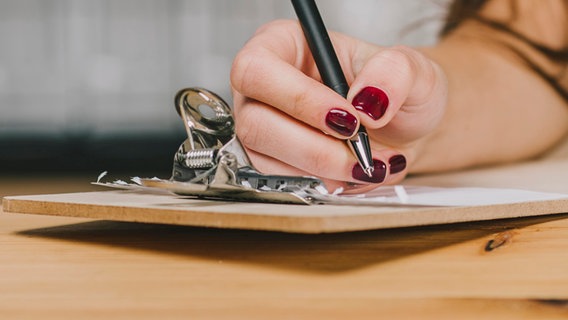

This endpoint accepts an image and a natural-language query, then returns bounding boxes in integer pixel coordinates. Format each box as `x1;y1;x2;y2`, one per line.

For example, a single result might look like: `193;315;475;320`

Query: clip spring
177;148;217;169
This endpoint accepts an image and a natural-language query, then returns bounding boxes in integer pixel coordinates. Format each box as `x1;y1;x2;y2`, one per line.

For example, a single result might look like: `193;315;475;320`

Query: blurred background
0;0;447;177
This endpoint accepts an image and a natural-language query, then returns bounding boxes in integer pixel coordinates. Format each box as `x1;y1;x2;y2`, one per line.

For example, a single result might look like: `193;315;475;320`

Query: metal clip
141;87;325;204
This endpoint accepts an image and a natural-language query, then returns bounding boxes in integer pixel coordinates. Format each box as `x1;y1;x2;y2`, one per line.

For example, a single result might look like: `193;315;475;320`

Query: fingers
234;95;354;182
231;21;361;140
348;46;447;142
244;148;364;194
234;96;409;187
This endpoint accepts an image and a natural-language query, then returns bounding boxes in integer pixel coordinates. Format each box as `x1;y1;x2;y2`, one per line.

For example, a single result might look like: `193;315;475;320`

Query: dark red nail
389;155;406;174
325;108;357;137
352;159;387;183
352;86;389;120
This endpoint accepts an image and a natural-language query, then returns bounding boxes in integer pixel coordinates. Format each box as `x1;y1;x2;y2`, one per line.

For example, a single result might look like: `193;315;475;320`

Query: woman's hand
231;20;448;193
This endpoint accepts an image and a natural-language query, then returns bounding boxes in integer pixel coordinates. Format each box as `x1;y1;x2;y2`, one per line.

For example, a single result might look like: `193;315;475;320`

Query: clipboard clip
141;87;326;204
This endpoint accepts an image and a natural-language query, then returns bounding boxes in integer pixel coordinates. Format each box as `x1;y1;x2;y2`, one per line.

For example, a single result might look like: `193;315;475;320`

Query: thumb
347;46;447;142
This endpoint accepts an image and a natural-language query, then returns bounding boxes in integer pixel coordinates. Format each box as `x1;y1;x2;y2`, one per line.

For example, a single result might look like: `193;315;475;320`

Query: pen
291;0;374;177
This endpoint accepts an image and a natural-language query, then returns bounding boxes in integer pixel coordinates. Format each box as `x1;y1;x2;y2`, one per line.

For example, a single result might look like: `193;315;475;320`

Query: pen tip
364;166;374;178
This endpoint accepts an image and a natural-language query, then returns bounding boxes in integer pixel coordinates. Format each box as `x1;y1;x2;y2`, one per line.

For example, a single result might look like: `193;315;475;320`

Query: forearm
411;23;568;173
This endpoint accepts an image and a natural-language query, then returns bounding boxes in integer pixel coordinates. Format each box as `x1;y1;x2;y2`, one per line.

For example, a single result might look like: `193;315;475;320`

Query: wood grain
1;206;568;319
2;158;568;318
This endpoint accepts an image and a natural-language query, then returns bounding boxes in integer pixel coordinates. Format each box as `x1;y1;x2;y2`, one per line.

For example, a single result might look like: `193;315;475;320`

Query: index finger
230;20;361;139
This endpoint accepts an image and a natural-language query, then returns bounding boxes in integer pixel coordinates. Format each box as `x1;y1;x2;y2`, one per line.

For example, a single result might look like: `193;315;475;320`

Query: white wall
0;0;447;138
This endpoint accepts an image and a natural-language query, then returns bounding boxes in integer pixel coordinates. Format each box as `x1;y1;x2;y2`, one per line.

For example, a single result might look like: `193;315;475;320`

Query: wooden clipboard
3;156;568;233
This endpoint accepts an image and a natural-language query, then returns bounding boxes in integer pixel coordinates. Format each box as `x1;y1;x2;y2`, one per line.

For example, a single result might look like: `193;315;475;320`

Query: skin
230;0;568;193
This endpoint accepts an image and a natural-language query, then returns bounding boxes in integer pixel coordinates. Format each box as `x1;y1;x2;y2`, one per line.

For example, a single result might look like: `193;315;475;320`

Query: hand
231;20;448;193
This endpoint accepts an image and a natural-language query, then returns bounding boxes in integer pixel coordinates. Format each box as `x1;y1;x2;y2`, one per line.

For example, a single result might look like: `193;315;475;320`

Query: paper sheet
332;186;568;207
94;172;568;207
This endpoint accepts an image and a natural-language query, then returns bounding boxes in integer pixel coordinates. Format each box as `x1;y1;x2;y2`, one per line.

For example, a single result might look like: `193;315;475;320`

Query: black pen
291;0;374;177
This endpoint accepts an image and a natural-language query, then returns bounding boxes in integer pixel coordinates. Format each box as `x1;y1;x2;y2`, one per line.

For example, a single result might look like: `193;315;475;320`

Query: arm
413;0;568;173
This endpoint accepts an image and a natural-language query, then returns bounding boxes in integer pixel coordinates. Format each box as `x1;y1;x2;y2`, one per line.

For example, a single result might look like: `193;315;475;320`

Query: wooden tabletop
1;174;568;319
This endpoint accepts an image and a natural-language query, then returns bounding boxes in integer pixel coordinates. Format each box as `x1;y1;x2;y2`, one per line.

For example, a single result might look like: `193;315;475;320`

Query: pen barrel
292;0;374;177
291;0;349;98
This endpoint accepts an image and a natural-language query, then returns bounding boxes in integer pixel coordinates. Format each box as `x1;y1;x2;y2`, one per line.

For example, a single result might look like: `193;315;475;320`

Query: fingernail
352;159;387;183
389;154;406;174
325;108;358;137
352;86;389;120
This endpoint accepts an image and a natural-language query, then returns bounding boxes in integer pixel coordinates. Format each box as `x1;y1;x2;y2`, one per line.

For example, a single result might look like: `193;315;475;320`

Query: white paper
331;185;568;207
93;173;568;207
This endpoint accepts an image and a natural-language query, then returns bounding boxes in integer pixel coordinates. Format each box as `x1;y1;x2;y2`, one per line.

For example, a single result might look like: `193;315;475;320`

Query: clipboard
4;158;568;233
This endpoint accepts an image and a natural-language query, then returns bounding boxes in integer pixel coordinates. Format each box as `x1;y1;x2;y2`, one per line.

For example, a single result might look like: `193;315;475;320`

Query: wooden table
1;173;568;319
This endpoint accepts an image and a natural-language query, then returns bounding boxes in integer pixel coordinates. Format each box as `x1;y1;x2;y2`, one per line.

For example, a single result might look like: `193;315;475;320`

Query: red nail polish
352;159;386;183
325;108;357;137
352;86;389;120
389;155;406;174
